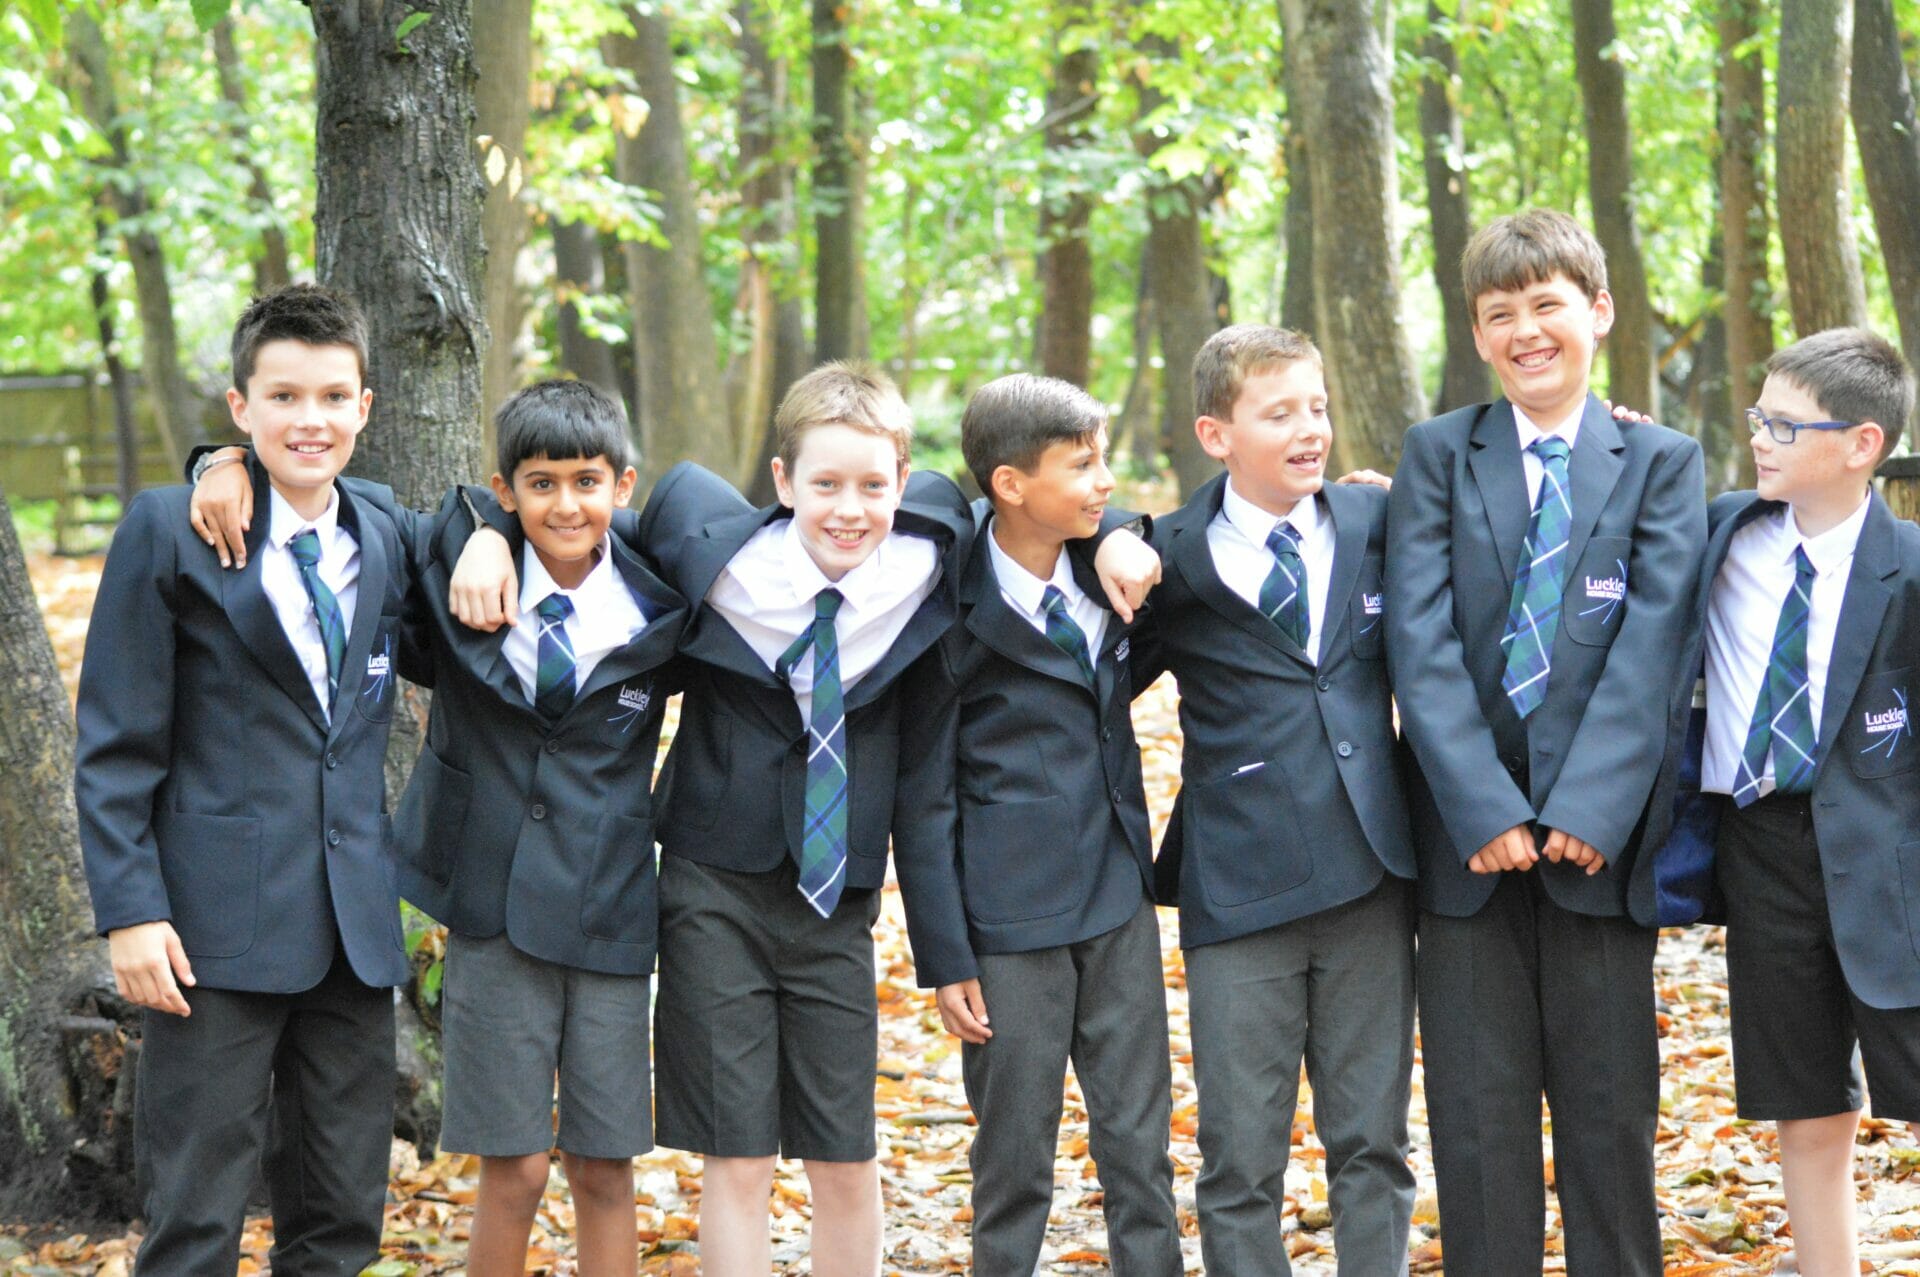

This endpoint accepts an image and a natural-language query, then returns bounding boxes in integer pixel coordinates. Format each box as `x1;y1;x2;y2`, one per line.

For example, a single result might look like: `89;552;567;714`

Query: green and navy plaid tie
1500;436;1573;719
288;529;346;706
1258;522;1310;650
1733;546;1818;806
778;589;849;918
1041;584;1096;685
534;592;578;719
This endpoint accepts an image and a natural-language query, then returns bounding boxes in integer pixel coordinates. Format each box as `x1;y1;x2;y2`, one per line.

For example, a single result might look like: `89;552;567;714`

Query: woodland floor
10;552;1920;1275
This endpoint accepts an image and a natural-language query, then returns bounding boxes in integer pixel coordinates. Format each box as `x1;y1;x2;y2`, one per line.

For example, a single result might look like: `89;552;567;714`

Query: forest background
4;0;1920;1268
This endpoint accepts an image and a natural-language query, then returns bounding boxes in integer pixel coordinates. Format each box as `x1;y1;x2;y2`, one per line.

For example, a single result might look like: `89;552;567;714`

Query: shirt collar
1514;401;1585;452
1783;491;1872;578
518;536;614;612
1221;477;1322;548
985;523;1080;621
268;485;341;549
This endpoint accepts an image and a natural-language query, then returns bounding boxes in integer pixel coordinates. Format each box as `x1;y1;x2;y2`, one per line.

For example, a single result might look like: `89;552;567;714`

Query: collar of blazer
958;511;1124;698
1467;395;1626;595
1160;471;1313;667
219;456;391;737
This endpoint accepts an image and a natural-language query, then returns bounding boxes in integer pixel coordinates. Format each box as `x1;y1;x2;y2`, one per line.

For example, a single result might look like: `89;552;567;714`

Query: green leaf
395;11;431;50
362;1262;416;1277
421;959;443;1008
189;0;232;33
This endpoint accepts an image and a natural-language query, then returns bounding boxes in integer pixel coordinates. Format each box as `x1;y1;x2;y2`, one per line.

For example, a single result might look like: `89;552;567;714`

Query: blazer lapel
329;487;388;735
959;529;1091;690
677;506;789;687
1069;545;1131;709
571;541;690;706
1561;395;1627;573
1467;400;1531;590
843;508;961;710
221;465;328;733
1815;493;1900;762
1318;486;1367;652
1164;475;1311;666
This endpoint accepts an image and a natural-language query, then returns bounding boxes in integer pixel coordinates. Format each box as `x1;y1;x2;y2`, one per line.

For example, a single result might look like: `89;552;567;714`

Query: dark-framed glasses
1745;406;1858;444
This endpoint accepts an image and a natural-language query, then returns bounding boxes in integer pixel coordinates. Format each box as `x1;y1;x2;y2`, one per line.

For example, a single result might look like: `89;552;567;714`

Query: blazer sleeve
73;493;181;935
889;642;979;988
1538;439;1708;856
1385;423;1538;860
631;461;754;590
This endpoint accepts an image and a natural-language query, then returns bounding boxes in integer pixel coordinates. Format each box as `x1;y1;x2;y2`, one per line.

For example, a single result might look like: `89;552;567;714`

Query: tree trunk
605;5;733;489
212;17;292;297
1692;230;1741;492
1035;3;1098;387
1132;37;1222;498
1418;0;1488;411
0;481;140;1224
1720;0;1773;484
1852;0;1920;380
1276;0;1426;472
67;9;192;469
552;217;627;410
1570;0;1659;417
91;213;142;508
849;85;873;361
811;0;857;364
1777;0;1869;334
1279;33;1315;338
474;0;536;454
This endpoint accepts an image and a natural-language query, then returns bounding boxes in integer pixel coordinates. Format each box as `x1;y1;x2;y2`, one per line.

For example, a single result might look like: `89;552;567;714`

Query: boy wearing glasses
1697;327;1920;1276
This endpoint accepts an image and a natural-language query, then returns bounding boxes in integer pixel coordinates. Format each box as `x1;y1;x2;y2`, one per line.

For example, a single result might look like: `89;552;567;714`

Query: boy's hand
1541;827;1607;876
188;447;254;569
1467;824;1538;874
1093;529;1162;624
449;527;518;632
1603;398;1653;425
935;979;992;1044
108;921;195;1016
1335;468;1392;490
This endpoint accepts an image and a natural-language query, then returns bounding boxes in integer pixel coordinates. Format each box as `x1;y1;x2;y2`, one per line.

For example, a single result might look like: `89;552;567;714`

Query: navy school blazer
890;509;1155;988
1385;395;1707;924
74;459;413;992
1658;490;1920;1010
1137;473;1416;951
381;484;690;978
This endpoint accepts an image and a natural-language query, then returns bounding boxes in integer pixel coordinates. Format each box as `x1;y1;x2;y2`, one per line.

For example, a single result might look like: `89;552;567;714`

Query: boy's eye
578;475;598;488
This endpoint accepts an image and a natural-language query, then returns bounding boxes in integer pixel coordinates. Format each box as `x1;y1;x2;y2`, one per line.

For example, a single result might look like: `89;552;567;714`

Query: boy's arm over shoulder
889;642;980;991
1537;431;1708;856
631;461;753;590
1385;419;1538;861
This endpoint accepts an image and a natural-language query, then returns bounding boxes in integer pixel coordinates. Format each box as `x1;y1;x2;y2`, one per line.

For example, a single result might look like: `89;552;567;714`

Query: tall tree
1034;2;1098;387
1777;0;1868;334
67;8;194;468
211;17;291;296
1852;0;1920;381
1278;32;1314;338
604;5;732;488
1276;0;1426;472
474;0;536;445
812;0;858;363
1570;0;1659;416
1719;0;1774;460
1417;0;1487;411
552;217;627;408
0;482;138;1223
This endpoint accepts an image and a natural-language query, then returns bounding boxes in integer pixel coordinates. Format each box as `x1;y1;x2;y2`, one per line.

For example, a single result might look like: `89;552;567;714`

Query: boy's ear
1589;288;1616;340
612;464;638;508
770;456;796;509
988;463;1023;507
489;471;518;513
1194;415;1231;462
225;387;253;437
1850;421;1887;471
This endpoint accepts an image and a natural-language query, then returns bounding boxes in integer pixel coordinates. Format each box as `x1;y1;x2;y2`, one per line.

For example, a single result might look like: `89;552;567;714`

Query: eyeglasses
1745;406;1858;444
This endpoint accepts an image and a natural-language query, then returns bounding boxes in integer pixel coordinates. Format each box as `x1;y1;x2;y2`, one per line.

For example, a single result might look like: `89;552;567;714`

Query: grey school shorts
652;854;882;1162
439;930;653;1159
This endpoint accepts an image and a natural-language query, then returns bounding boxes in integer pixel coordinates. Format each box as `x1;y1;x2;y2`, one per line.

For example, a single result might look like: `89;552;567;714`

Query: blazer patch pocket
1349;556;1386;659
1562;537;1631;647
1187;759;1312;908
353;621;399;723
1846;666;1915;779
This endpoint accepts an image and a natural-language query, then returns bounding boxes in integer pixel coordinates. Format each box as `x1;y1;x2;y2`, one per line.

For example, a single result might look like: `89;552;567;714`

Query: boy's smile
1472;273;1614;428
492;452;636;591
773;423;907;581
225;339;370;522
1196;360;1330;517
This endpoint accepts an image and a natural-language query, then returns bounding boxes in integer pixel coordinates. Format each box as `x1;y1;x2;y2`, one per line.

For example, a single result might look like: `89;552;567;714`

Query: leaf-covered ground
13;553;1920;1275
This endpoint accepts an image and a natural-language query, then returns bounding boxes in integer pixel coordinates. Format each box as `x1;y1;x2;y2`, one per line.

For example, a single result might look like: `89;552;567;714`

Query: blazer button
1112;787;1124;803
325;751;339;769
325;828;341;847
1102;727;1113;742
545;739;560;754
530;803;547;821
1317;677;1331;692
1336;741;1354;758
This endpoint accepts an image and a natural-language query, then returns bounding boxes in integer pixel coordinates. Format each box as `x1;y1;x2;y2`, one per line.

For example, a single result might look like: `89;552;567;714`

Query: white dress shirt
1514;403;1584;507
986;526;1108;661
707;518;940;721
1207;480;1334;663
503;539;649;705
1702;495;1871;795
261;486;359;720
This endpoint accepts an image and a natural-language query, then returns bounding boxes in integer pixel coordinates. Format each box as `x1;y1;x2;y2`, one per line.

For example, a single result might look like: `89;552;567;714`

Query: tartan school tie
1257;522;1310;650
288;529;347;706
1041;585;1097;686
534;592;578;719
776;589;849;918
1500;436;1573;719
1732;546;1818;807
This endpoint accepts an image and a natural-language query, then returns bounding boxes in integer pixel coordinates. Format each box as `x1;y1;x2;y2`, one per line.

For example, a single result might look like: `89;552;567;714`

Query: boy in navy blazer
1385;210;1706;1275
891;374;1180;1274
1691;328;1920;1276
74;285;415;1276
1128;325;1419;1275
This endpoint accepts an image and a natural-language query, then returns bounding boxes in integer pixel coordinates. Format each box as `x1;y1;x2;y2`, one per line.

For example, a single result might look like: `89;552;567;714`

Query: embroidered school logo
608;681;653;733
1357;592;1385;636
1576;558;1628;625
361;635;393;703
1858;688;1911;762
1114;638;1130;662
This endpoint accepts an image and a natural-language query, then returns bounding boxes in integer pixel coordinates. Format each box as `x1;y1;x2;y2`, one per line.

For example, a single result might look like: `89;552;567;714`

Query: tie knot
1266;522;1302;554
814;588;844;621
1530;436;1572;465
289;529;321;567
536;592;573;624
1793;545;1816;579
1041;584;1069;616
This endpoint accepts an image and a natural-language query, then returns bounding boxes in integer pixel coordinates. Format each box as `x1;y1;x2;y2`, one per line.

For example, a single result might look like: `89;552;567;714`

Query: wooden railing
1880;455;1920;523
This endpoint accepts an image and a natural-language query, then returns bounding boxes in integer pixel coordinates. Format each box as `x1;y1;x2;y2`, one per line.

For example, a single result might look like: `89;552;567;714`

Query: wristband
191;451;246;484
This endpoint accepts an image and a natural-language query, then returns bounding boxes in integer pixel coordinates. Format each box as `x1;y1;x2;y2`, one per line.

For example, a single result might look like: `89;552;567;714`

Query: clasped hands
1468;824;1607;876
